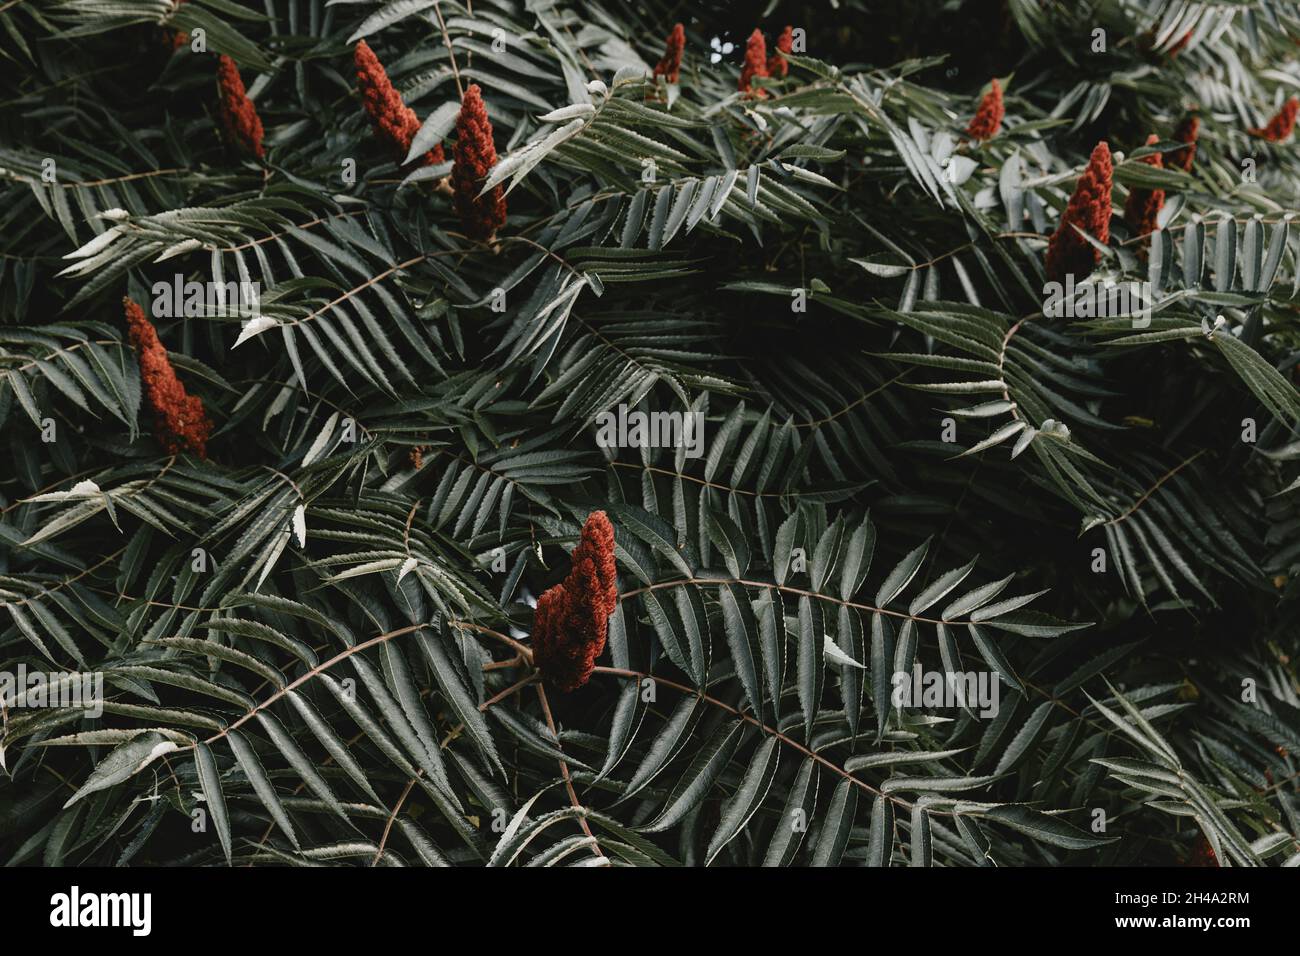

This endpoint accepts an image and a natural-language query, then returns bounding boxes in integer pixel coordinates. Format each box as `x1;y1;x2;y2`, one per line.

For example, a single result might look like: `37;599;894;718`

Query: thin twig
535;682;607;862
431;1;464;99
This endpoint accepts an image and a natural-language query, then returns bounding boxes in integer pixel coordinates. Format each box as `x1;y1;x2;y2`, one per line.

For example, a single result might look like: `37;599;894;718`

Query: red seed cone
216;55;264;159
652;23;686;83
123;297;213;458
354;40;444;168
1045;141;1113;285
1185;835;1218;867
739;28;768;96
1123;135;1165;253
452;84;507;242
965;78;1004;141
767;25;793;78
1167;30;1192;57
161;0;189;52
570;509;618;613
531;511;619;691
1170;115;1198;172
1249;97;1299;141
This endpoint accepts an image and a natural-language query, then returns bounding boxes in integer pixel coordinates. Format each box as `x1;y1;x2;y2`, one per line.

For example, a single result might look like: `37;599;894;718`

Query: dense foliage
2;0;1299;868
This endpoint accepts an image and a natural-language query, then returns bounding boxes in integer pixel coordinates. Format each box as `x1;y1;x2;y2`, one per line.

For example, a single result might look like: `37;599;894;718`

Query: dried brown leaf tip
1045;141;1113;284
123;297;213;458
354;39;445;168
965;78;1004;142
1249;97;1299;142
1123;134;1165;254
767;25;793;78
652;23;686;84
739;28;768;97
1170;114;1199;172
216;55;264;159
531;511;619;691
452;84;507;243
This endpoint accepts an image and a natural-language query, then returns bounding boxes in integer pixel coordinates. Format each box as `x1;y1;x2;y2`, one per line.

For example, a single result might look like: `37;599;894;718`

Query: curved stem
536;682;607;862
591;665;912;812
616;577;975;628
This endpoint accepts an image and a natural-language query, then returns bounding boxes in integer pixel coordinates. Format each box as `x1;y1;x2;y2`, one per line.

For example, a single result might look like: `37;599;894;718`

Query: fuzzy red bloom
652;23;686;84
1185;835;1218;867
1170;115;1198;172
570;509;618;614
739;28;768;96
354;40;444;168
767;25;793;78
162;0;188;51
965;78;1004;141
1123;135;1165;252
1250;97;1299;141
1045;141;1113;284
452;84;507;242
123;297;212;458
531;511;619;691
215;55;264;159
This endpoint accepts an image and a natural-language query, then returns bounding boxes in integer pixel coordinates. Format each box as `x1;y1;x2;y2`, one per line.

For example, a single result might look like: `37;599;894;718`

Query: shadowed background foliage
0;0;1298;867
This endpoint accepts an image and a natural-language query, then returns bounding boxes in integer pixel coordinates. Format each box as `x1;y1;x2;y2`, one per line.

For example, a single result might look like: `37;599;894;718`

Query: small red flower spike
216;55;264;159
354;39;445;167
123;297;213;458
1123;135;1165;255
451;84;507;242
1167;30;1192;57
739;28;769;97
530;511;619;691
1045;141;1113;284
767;25;793;78
965;78;1004;141
652;23;686;84
1249;97;1299;142
1170;115;1198;172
